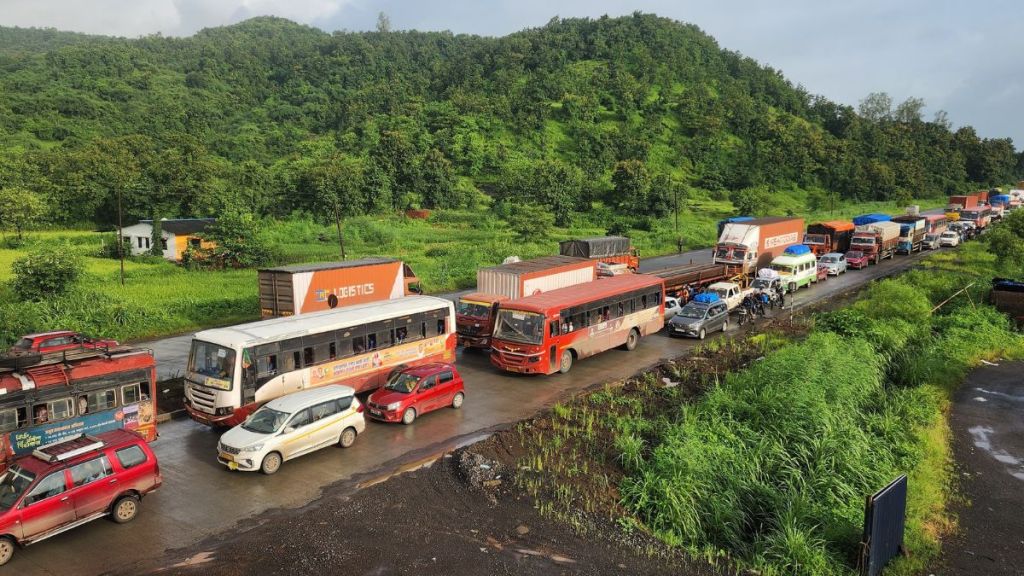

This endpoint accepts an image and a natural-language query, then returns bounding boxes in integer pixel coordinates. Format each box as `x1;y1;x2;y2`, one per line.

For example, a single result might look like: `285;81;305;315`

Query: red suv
366;363;465;425
0;430;161;566
9;331;118;356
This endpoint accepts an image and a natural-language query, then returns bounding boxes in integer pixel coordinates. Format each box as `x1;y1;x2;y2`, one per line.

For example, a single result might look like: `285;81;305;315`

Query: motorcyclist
775;282;786;307
758;290;770;314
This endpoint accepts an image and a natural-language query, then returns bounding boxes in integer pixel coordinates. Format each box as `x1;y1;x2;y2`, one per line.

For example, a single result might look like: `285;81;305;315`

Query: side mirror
283;426;296;435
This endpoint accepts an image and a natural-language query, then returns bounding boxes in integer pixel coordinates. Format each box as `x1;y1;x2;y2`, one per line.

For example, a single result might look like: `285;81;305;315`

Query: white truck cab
705;281;751;311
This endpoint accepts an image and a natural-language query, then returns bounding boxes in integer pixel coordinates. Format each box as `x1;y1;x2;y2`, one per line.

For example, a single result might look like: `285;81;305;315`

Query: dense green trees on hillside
0;14;1020;228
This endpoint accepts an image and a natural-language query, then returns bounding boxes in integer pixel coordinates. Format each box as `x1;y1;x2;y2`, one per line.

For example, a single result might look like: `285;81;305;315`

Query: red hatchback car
366;363;465;425
0;430;161;566
9;331;118;356
845;250;870;270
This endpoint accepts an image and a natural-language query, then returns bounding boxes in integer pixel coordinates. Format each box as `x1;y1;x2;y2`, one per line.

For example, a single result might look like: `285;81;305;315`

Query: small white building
118;218;217;262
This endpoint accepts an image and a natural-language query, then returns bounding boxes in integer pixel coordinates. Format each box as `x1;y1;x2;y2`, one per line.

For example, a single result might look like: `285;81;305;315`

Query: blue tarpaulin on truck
783;244;811;255
853;213;892;226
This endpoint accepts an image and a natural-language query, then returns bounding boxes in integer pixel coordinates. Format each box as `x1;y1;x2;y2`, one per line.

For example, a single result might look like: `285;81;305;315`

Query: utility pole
673;185;682;253
116;187;125;286
334;204;346;260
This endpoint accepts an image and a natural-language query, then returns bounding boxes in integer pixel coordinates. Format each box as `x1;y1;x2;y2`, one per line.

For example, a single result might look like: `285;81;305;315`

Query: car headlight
387;402;402;411
244;443;264;452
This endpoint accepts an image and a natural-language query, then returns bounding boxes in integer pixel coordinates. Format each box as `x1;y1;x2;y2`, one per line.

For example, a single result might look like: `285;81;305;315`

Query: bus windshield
456;300;491;318
188;340;236;384
0;464;35;511
493;309;545;345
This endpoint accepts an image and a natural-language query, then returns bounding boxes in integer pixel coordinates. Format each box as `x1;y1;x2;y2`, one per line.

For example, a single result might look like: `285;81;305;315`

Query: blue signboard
9;405;140;454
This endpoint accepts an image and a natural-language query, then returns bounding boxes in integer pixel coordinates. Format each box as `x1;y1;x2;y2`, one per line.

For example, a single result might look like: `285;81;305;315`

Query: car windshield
846;251;864;259
188;340;236;386
820;256;837;263
493;309;545;345
456;300;490;318
0;464;35;511
241;406;289;434
851;237;875;246
770;264;795;274
751;279;772;290
385;372;419;393
11;338;33;350
677;304;706;319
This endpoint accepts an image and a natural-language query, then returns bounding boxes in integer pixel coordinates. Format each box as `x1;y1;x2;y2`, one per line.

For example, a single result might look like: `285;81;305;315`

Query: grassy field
0;192;946;345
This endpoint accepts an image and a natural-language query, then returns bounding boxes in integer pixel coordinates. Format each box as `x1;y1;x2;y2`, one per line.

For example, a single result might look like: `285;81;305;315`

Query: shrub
10;246;83;300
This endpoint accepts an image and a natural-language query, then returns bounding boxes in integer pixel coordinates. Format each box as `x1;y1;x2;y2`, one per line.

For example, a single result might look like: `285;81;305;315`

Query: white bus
184;296;456;427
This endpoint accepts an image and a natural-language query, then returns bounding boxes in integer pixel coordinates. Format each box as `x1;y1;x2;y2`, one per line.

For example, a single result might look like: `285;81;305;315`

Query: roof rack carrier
32;434;105;463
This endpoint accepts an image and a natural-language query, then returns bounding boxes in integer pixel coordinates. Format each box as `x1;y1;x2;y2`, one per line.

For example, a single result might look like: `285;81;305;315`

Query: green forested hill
0;14;1020;226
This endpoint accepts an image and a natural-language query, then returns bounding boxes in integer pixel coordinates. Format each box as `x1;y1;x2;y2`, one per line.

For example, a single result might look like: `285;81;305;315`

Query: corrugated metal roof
478;255;590;275
260;257;398;274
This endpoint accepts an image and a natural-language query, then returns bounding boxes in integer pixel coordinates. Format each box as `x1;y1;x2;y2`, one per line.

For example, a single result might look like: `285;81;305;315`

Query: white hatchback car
663;296;682;320
217;385;365;474
938;230;961;247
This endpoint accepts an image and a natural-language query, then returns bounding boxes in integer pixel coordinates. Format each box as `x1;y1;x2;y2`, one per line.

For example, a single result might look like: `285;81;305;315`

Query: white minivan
217;384;365;474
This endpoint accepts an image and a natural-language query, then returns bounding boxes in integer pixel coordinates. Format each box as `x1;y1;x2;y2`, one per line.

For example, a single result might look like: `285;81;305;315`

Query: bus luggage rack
0;345;149;375
32;434;105;463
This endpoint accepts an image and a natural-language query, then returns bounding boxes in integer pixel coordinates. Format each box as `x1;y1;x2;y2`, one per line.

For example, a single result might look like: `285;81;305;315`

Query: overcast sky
3;0;1022;147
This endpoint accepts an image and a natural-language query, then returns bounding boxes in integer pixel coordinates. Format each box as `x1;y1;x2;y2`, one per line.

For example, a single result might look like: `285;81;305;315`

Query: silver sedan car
818;252;848;275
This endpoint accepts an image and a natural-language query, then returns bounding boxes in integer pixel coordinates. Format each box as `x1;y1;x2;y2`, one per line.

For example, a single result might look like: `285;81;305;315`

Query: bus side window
292;350;302;369
303;346;314;366
257;355;278;378
366;333;378;351
352;336;366;354
0;408;18;432
122;383;141;405
437;319;446;335
49;398;73;421
420;323;427;339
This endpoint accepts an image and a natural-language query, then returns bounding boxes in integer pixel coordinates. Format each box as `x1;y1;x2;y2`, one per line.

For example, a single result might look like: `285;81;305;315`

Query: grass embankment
0;191;942;345
516;240;1023;575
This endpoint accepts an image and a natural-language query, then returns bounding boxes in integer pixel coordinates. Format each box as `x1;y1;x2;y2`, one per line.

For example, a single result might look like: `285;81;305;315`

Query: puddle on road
973;387;1024;402
968;425;1024;481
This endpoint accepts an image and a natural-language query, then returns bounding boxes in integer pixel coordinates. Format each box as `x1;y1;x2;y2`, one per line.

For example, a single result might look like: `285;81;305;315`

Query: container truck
947;194;979;211
850;221;901;264
803;221;855;255
891;215;928;254
712;217;805;275
559;236;639;271
456;256;597;349
258;258;421;318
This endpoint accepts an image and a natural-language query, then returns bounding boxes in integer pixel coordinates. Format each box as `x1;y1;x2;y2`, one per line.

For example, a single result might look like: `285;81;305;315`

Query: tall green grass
615;240;1024;575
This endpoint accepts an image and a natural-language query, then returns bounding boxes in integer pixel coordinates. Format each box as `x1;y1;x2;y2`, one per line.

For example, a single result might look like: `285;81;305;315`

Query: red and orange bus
923;214;948;234
0;347;157;473
490;274;665;375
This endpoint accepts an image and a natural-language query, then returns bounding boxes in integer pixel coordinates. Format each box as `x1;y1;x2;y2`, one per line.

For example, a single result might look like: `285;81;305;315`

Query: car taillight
356;402;364;413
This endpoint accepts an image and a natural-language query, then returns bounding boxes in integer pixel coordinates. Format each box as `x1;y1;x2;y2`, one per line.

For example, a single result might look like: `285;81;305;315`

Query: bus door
548;319;560;369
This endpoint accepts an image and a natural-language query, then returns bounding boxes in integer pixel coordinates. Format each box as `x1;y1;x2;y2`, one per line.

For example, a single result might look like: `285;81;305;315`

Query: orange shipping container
258;258;420;318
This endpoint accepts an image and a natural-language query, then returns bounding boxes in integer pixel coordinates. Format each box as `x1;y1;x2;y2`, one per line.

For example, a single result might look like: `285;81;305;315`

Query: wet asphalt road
942;361;1024;575
9;246;941;576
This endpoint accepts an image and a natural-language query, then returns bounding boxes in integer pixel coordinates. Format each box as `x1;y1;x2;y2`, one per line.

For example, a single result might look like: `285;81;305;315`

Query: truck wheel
623;328;639;351
112;494;140;524
0;536;14;566
559;350;574;374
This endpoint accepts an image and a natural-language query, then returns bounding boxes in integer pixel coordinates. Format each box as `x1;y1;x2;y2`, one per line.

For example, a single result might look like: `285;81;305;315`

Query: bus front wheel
559;350;574;374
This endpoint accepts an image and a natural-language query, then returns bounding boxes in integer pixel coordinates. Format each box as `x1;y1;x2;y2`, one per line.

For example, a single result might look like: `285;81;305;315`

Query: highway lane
12;246;941;575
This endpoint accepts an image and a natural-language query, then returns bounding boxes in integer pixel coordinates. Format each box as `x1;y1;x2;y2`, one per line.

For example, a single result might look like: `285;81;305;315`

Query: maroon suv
0;430;161;566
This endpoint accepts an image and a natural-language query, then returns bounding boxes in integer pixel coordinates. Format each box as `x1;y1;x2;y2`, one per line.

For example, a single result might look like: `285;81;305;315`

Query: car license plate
369;408;381;416
228;461;238;470
220;452;233;462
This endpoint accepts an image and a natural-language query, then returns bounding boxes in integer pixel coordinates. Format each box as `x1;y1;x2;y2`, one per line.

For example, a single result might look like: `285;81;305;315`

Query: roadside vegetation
514;214;1024;575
